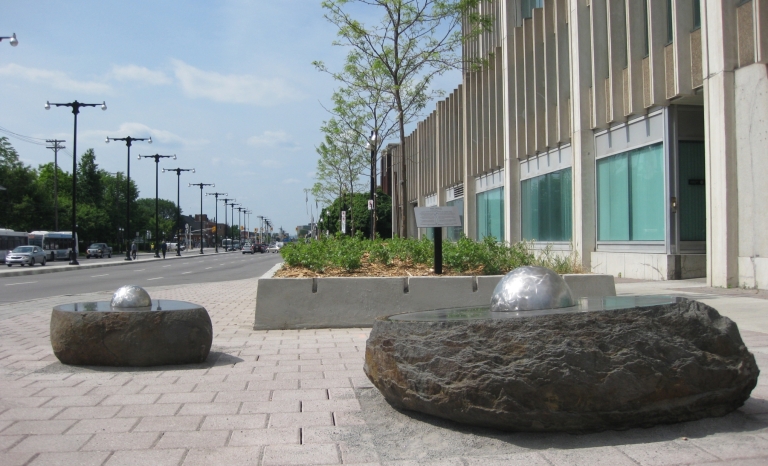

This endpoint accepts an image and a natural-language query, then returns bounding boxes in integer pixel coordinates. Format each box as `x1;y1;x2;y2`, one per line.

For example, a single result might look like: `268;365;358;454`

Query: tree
318;187;392;238
0;137;53;231
312;117;369;234
318;0;491;236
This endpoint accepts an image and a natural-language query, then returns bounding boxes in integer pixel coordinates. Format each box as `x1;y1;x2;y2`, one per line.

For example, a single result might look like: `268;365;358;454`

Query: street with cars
0;250;282;304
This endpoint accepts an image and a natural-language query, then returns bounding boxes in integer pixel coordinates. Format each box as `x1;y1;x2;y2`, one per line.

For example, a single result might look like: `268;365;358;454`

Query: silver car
5;245;47;267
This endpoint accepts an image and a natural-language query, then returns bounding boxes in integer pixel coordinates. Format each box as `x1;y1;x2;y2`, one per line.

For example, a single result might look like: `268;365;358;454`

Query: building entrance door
678;141;706;252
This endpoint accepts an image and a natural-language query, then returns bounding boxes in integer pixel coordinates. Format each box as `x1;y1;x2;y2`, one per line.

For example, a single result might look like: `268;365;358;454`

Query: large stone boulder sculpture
51;285;213;367
364;268;759;432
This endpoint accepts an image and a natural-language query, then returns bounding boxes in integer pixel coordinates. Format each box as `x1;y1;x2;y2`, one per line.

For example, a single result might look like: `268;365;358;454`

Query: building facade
388;0;768;287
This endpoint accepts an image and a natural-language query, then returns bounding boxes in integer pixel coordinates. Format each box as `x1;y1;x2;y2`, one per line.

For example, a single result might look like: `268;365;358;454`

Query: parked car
5;245;47;267
86;243;112;258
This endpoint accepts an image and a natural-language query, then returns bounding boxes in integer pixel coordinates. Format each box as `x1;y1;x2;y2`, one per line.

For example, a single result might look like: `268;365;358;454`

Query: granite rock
51;305;213;366
364;298;759;432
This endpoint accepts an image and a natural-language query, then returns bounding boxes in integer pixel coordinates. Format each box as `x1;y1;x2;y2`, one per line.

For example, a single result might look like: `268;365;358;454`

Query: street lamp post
220;198;235;250
0;33;18;47
163;167;195;256
206;192;228;253
139;153;176;257
230;203;240;245
45;100;107;265
366;131;377;240
237;207;247;244
189;182;214;254
257;215;264;244
106;135;152;260
244;210;252;241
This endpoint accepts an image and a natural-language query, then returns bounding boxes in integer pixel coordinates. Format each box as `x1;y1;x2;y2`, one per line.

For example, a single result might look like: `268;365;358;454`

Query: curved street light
139;154;176;257
163;167;195;256
206;192;228;253
106;135;152;260
0;33;18;47
45;100;107;264
189;182;215;254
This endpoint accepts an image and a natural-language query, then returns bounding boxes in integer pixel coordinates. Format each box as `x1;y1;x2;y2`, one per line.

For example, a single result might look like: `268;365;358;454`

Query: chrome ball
111;285;152;308
490;266;575;312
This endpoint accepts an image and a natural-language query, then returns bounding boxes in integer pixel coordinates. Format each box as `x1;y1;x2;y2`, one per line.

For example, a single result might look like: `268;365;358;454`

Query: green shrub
280;235;582;275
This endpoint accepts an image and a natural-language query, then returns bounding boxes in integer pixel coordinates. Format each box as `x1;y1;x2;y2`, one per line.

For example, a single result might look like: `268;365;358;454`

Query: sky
1;0;460;236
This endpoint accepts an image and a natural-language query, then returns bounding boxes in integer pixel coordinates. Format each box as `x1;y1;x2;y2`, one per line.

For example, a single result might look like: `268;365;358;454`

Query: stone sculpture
364;266;759;432
51;285;213;366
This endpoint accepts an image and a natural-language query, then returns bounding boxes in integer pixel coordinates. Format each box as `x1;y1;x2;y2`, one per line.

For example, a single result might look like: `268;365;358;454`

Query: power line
0;125;49;146
0;125;74;159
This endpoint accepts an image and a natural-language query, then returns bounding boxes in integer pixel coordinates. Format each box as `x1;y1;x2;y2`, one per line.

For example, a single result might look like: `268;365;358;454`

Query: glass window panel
446;198;464;241
476;187;504;241
630;144;665;240
597;142;665;241
598;153;630;240
521;168;572;242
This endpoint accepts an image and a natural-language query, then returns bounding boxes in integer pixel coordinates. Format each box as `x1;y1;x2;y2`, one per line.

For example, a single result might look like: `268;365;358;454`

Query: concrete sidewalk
0;276;766;465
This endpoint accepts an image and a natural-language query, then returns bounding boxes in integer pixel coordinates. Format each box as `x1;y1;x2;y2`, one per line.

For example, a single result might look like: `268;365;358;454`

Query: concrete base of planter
254;274;615;330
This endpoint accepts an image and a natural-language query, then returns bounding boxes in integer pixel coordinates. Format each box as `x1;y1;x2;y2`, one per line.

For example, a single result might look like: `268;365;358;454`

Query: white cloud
171;59;303;106
246;130;299;150
84;122;209;148
261;159;283;168
110;64;171;85
0;63;111;94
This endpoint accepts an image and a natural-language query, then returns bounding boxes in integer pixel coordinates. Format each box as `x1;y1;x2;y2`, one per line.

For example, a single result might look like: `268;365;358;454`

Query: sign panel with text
414;206;462;228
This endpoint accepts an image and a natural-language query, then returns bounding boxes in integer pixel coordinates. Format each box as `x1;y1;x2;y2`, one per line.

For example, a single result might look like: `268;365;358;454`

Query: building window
522;168;572;242
692;0;701;30
476;187;504;241
597;143;665;241
666;0;674;44
522;0;543;20
446;198;464;241
643;0;650;57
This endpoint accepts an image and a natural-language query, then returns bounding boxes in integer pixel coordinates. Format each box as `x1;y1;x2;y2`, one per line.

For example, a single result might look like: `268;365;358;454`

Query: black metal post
231;203;239;246
189;182;214;254
106;135;151;260
139;154;175;258
434;226;443;275
46;100;106;265
207;192;228;253
221;198;234;250
369;131;376;240
163;168;193;256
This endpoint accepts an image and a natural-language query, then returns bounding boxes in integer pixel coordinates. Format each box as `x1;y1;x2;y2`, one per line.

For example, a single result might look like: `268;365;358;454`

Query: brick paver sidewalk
0;277;767;465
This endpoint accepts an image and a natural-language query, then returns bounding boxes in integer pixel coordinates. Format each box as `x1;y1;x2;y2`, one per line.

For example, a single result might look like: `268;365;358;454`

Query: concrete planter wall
254;274;616;330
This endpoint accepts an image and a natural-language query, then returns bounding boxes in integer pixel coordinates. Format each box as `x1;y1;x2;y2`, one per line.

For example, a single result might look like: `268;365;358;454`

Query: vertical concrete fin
472;276;479;292
403;277;410;294
312;278;318;294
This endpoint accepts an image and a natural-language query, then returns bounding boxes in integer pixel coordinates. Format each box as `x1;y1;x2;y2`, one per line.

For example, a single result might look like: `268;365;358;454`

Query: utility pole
45;139;65;231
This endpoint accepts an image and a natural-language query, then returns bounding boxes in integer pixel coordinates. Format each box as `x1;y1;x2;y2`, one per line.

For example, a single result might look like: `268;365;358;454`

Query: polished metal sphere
111;285;152;308
490;266;575;312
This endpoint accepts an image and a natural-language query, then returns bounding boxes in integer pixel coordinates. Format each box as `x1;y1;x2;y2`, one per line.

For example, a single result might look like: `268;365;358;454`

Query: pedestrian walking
161;241;167;259
131;242;137;260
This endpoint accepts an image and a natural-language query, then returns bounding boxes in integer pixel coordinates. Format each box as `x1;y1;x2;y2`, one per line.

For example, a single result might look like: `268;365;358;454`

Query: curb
0;250;239;279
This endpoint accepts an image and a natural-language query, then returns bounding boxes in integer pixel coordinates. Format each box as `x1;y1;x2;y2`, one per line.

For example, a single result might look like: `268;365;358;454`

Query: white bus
28;231;77;261
0;229;28;262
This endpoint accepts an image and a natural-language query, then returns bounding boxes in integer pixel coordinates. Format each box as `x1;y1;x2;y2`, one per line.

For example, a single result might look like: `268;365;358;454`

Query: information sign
414;206;462;228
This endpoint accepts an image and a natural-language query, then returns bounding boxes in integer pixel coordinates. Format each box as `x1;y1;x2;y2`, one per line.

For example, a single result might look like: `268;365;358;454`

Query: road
0;251;282;304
